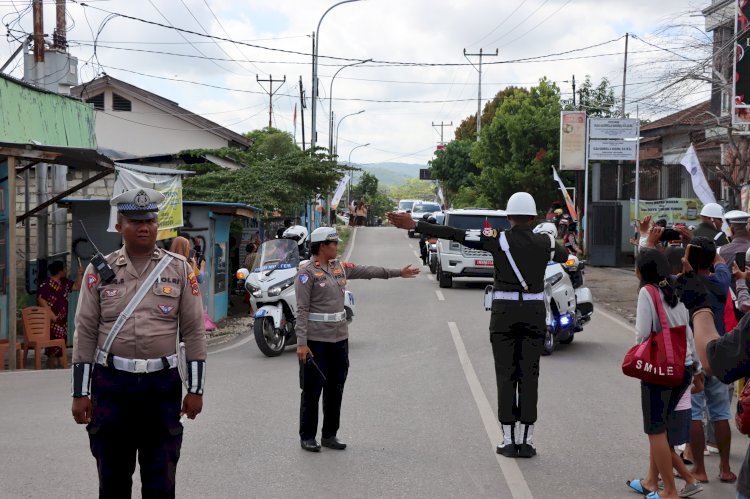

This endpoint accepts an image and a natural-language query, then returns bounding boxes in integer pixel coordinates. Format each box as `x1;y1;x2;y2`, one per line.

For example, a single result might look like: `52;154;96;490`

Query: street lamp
310;0;364;154
329;59;371;157
347;142;370;207
335;109;365;158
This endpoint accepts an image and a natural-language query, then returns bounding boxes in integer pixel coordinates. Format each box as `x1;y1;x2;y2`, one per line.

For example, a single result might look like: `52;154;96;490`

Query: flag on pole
551;166;578;222
330;174;351;210
680;143;717;205
293;103;297;127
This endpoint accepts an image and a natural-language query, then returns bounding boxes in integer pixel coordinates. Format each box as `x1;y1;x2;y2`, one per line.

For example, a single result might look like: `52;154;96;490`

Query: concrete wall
92;89;229;157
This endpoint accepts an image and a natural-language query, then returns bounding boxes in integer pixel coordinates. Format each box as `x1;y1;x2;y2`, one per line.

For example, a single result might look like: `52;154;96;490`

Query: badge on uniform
87;273;99;289
187;271;200;296
103;288;119;298
162;286;173;295
299;274;309;284
482;227;497;238
158;305;174;314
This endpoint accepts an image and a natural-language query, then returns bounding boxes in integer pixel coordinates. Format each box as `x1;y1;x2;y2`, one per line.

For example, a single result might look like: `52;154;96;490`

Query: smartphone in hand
736;251;747;272
686;244;703;271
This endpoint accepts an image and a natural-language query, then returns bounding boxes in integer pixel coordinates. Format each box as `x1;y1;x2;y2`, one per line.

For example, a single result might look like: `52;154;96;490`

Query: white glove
465;229;481;242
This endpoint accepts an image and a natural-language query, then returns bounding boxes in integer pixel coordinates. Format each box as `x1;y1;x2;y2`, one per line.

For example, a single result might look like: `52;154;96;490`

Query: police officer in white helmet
388;192;568;458
693;203;728;247
295;226;420;452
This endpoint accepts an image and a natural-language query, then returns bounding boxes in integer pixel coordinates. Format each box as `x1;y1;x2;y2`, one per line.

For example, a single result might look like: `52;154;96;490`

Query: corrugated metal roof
641;101;712;133
116;162;194;176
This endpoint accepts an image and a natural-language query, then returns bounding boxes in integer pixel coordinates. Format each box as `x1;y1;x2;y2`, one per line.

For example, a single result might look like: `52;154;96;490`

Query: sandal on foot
679;451;693;466
678;482;703;498
719;471;737;483
626;479;655;495
646;491;661;499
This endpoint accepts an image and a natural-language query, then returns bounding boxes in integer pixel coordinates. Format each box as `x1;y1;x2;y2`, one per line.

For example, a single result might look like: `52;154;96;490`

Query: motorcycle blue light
560;314;571;327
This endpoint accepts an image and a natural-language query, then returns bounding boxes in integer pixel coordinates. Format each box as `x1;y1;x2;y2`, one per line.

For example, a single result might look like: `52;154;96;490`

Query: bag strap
100;255;174;361
499;232;529;291
645;284;675;366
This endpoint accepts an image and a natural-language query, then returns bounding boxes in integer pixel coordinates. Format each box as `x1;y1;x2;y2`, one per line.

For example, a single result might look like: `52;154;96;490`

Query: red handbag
622;285;687;386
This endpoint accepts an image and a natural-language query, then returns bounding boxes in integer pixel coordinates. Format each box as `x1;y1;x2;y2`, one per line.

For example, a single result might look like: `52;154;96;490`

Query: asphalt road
0;226;746;498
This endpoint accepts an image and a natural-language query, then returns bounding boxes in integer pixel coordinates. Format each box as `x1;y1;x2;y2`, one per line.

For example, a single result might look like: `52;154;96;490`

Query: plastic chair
0;340;22;370
21;307;68;370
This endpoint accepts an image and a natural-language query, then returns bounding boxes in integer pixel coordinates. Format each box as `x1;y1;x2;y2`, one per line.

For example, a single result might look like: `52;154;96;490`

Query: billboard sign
588;118;639;139
559;111;587;171
734;0;750;125
588;139;638;161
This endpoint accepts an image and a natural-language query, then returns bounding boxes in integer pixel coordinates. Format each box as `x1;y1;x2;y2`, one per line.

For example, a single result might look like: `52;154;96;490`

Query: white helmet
310;226;339;244
505;192;537;216
533;222;558;239
700;202;724;219
282;225;309;246
724;210;750;223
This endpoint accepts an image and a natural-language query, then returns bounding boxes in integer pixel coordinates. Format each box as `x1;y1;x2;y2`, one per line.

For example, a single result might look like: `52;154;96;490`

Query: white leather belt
492;291;545;301
308;311;347;323
95;348;178;374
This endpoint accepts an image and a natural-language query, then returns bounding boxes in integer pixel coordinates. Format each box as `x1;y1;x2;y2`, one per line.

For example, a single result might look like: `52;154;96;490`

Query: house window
85;93;104;110
112;93;132;112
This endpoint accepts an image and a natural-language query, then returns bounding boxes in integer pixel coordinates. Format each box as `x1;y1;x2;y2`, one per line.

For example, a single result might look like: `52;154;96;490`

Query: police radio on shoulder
78;221;116;283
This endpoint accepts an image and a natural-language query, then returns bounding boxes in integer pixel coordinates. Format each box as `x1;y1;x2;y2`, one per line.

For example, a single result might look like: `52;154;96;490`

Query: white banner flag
330;174;350;210
551;166;578;222
680;144;716;206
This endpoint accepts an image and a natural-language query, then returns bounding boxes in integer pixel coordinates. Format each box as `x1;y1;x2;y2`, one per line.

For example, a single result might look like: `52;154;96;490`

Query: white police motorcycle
237;227;355;357
534;223;594;355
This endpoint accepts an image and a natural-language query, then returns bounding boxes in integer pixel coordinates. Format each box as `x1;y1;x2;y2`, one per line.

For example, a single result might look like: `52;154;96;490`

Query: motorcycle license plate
475;260;493;266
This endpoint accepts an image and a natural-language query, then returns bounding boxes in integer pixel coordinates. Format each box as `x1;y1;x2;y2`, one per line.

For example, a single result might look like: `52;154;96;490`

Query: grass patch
336;224;353;259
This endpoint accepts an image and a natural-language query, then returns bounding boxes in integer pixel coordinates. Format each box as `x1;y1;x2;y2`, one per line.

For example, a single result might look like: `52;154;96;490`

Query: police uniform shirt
295;258;401;346
693;222;729;247
416;221;568;293
73;247;206;363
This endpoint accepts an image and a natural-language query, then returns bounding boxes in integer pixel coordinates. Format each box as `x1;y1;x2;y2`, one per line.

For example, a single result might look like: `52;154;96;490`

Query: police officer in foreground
388;192;568;458
693;202;729;247
71;188;206;498
296;226;420;452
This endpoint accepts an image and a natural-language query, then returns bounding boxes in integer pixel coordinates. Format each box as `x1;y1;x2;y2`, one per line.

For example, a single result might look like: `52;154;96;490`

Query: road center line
447;322;534;499
344;227;358;262
427;274;435;281
435;290;445;301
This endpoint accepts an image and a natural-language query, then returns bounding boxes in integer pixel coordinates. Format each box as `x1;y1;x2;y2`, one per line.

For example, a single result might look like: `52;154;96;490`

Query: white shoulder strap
714;231;724;242
100;255;174;360
499;232;529;291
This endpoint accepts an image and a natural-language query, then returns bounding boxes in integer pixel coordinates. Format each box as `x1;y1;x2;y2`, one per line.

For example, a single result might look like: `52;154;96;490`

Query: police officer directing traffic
71;188;207;498
388;192;568;458
693;202;729;247
296;226;420;452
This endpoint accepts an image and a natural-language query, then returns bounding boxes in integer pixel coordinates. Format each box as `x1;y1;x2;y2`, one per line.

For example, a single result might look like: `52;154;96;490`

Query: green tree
390;178;438;202
428;139;479;206
570;75;617;117
472;79;562;210
352;171;379;200
455;87;522;142
244;127;299;159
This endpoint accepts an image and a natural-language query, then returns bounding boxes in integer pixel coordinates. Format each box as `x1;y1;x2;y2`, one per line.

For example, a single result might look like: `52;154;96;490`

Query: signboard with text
629;198;702;224
588;118;639;139
588;139;638;161
559;111;587;170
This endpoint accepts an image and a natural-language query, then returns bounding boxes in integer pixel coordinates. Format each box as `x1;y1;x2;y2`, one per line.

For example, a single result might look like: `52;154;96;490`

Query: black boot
517;424;536;458
321;436;347;450
496;423;517;458
301;439;321;452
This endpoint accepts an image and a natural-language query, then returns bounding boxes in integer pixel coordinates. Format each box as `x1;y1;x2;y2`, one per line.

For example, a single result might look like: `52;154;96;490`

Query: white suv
436;208;509;288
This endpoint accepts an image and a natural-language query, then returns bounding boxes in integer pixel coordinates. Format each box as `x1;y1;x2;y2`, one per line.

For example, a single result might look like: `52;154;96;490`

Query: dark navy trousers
299;339;349;440
87;365;183;499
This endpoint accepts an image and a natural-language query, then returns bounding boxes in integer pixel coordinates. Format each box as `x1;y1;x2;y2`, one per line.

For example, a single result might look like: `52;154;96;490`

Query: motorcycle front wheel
254;317;287;357
542;327;555;356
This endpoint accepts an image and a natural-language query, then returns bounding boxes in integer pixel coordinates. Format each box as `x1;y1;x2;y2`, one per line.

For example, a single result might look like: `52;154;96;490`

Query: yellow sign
630;198;702;224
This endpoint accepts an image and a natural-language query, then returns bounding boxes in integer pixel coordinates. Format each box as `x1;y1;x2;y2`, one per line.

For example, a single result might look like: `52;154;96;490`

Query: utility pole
256;75;286;129
463;48;498;141
310;31;317;151
32;0;44;64
432;121;453;146
572;74;576;108
53;0;66;49
299;76;307;150
617;33;629;199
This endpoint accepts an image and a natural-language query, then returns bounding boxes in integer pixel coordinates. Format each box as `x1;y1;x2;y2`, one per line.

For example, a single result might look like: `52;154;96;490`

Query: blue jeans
691;375;731;421
737;493;749;499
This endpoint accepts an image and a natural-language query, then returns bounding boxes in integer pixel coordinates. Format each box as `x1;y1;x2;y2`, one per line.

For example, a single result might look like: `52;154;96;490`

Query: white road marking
427;274;435;281
595;308;634;335
435;290;445;301
408;243;415;249
209;330;255;355
447;322;534;499
413;250;421;259
344;227;357;262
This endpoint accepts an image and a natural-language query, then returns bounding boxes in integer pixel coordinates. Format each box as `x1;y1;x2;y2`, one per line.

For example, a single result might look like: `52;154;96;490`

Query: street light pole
335;110;365;158
329;59;371;158
310;0;363;155
348;142;370;207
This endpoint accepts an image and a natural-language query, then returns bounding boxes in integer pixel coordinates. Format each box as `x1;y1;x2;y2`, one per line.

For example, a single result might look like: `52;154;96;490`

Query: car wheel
438;265;453;288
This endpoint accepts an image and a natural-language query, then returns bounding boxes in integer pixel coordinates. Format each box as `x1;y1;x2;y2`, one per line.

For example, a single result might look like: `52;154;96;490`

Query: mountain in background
354;162;425;187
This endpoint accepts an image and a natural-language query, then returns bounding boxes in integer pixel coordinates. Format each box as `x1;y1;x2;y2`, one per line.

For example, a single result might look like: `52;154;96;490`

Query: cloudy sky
0;0;713;165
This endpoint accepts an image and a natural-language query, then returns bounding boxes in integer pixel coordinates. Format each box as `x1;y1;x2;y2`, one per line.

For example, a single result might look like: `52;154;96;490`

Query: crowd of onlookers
625;206;750;499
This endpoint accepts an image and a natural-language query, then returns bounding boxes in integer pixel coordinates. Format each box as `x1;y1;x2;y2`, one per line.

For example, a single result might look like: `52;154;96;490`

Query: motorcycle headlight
545;274;562;287
268;277;295;297
248;284;262;298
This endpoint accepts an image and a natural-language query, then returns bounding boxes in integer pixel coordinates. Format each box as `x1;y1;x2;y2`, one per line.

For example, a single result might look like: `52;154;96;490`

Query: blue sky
0;0;712;165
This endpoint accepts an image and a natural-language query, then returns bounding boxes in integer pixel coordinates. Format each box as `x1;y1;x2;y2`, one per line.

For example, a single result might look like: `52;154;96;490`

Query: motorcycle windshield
253;239;300;273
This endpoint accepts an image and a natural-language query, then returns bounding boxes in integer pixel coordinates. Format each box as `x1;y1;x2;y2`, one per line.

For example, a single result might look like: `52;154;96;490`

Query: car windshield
398;200;415;211
253;239;300;272
445;214;510;231
413;204;441;213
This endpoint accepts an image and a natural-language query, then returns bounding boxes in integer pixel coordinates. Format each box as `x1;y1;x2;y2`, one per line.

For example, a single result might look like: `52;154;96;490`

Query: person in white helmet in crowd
282;224;311;260
295;226;420;453
388;192;568;458
693;203;728;247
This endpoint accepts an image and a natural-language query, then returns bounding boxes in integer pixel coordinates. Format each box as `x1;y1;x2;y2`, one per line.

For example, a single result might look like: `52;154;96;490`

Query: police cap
310;226;339;243
724;209;750;224
110;188;164;220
